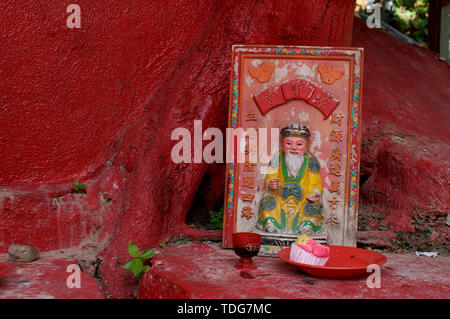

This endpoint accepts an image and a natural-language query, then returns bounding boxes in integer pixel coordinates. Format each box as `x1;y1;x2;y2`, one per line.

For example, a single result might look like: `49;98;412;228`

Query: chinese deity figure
257;123;324;235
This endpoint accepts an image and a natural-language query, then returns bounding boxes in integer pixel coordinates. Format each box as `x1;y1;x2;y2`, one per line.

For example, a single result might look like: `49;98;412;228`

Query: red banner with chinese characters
252;79;340;119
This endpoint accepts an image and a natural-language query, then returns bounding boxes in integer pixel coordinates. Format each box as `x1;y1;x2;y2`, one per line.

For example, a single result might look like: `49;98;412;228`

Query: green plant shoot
122;241;155;276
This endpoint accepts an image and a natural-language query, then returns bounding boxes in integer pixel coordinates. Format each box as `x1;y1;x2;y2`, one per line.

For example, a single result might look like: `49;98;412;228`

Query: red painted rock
352;19;450;252
0;252;104;299
0;0;357;298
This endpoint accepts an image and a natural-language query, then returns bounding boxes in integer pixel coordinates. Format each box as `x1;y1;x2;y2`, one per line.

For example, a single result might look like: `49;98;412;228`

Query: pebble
8;245;40;262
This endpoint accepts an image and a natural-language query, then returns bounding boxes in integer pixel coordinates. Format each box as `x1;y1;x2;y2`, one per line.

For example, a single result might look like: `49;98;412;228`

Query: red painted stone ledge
138;243;450;299
0;250;103;299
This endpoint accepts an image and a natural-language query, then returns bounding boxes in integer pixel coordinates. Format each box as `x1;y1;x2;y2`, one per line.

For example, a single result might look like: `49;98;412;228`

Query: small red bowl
278;245;387;278
232;233;261;269
232;232;261;256
232;232;261;245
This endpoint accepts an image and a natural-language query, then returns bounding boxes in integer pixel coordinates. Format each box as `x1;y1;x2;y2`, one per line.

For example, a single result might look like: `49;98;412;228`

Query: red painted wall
0;0;355;185
0;0;219;185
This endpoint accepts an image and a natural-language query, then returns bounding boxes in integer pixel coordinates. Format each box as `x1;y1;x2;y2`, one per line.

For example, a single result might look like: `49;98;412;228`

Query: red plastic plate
0;263;7;277
278;246;387;278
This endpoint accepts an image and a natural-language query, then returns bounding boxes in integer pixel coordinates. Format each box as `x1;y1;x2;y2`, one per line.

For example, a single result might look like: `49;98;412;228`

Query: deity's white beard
285;152;304;177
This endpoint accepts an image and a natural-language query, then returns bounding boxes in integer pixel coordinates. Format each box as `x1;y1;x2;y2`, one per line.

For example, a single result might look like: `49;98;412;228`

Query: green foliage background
209;208;223;230
362;0;430;46
390;0;429;45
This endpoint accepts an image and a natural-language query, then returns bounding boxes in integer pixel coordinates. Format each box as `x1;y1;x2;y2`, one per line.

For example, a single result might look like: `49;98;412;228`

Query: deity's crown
280;123;311;139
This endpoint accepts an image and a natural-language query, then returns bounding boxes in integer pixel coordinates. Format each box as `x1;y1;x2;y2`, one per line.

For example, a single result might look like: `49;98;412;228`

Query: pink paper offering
289;235;330;266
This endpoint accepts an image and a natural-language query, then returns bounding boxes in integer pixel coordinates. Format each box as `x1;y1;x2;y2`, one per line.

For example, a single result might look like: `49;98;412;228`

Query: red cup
232;232;261;270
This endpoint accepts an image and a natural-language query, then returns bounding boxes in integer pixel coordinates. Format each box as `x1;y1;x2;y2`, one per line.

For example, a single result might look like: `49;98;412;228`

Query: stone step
138;243;450;299
0;251;103;299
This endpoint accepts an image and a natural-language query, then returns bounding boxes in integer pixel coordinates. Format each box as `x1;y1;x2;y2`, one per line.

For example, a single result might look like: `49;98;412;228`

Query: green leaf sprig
122;241;155;276
72;180;86;193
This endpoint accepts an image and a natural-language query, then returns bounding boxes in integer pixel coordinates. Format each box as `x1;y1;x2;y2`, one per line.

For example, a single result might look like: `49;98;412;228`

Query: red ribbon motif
252;79;340;119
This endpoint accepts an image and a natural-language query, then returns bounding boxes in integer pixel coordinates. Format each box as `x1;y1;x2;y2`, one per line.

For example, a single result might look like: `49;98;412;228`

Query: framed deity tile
222;45;364;256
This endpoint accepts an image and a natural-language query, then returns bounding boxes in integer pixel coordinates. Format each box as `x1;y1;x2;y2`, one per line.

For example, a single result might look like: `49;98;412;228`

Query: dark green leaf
129;259;143;276
122;260;133;270
128;241;140;258
140;249;155;260
142;265;151;272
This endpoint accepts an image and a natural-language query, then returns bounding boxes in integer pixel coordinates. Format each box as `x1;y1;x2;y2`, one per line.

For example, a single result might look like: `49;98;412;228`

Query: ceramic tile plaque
222;45;364;256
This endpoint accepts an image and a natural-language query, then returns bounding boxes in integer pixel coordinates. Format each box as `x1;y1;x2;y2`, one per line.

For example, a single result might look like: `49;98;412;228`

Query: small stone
301;279;316;285
8;245;40;262
240;271;255;279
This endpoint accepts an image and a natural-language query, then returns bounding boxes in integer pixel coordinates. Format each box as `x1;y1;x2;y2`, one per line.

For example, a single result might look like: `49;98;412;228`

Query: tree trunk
97;0;357;298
